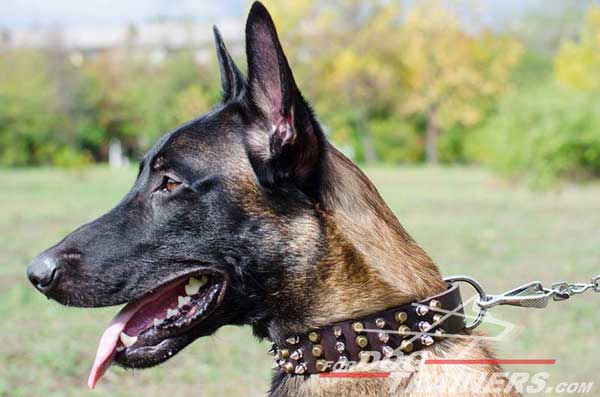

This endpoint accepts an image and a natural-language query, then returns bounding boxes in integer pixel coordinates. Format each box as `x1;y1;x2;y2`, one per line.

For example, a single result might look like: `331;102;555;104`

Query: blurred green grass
1;166;599;396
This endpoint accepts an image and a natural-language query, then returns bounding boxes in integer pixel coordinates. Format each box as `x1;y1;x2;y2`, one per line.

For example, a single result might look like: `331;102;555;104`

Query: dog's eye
160;176;181;193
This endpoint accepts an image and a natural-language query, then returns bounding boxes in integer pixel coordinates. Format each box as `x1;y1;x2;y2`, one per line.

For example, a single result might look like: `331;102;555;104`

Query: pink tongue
87;299;147;389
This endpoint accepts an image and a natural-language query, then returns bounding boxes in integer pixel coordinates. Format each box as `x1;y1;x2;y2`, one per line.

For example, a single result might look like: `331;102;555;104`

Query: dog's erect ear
213;26;245;102
244;1;324;196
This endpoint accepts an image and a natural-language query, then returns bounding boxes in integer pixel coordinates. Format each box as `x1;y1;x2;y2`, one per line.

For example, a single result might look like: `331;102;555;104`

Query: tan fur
275;145;518;396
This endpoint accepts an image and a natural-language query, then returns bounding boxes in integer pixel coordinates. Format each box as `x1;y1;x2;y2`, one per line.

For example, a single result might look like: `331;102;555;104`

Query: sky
1;0;245;29
0;0;560;31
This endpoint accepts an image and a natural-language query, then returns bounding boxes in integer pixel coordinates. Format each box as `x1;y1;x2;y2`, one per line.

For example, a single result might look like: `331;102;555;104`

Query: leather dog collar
271;283;465;375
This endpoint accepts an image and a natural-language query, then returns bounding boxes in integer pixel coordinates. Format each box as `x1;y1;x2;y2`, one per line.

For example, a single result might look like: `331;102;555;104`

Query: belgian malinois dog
27;2;516;396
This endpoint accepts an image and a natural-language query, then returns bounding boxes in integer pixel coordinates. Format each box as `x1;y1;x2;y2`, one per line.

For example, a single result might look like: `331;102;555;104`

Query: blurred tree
398;0;523;163
467;80;600;186
554;6;600;90
261;0;404;164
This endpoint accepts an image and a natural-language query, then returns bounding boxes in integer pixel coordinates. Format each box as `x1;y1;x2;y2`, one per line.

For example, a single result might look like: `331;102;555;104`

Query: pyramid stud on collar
308;331;320;343
282;361;294;374
394;311;408;323
398;325;411;336
416;305;429;316
279;349;290;359
335;341;345;353
375;318;386;328
311;344;323;357
435;328;446;337
356;335;368;348
294;362;307;374
286;336;299;345
429;299;442;309
290;349;303;361
358;351;371;362
433;314;443;323
352;322;364;333
378;331;389;343
315;359;328;372
333;326;343;338
400;340;413;352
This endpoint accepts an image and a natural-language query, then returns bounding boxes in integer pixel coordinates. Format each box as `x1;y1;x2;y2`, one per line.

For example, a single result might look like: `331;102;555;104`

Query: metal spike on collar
418;321;431;332
382;345;394;357
308;331;320;343
335;341;345;353
290;349;303;361
294;362;307;375
378;331;390;343
416;305;429;316
333;326;343;338
272;360;283;369
336;355;349;369
286;336;299;345
421;335;435;346
375;317;386;328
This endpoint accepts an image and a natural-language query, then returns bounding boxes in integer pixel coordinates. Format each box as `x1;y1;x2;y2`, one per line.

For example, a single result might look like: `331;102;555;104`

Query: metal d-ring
444;275;488;330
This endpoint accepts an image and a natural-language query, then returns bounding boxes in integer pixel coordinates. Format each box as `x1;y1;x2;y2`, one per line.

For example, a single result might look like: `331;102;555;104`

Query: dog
27;2;517;396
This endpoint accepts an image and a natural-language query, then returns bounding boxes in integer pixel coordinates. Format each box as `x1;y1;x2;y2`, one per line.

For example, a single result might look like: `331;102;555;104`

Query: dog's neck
303;145;447;329
257;144;447;344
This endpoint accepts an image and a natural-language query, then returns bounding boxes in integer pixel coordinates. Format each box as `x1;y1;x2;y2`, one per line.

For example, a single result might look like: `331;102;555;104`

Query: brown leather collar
271;283;465;375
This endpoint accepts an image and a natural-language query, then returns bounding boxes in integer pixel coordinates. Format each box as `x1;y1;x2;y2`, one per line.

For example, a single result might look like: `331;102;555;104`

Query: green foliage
370;117;423;163
2;2;600;186
554;6;600;90
467;81;600;186
0;48;221;167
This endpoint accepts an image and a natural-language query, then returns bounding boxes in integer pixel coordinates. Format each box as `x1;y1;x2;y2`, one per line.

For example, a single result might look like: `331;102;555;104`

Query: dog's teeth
119;332;138;347
153;318;164;327
185;276;208;296
178;296;191;308
167;308;179;318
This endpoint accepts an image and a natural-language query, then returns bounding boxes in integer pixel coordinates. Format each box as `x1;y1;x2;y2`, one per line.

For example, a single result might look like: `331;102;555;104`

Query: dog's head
27;2;328;383
27;1;443;388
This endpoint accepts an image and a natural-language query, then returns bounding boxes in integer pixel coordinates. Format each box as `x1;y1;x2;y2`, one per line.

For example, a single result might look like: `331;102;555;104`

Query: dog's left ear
213;26;245;102
244;1;324;196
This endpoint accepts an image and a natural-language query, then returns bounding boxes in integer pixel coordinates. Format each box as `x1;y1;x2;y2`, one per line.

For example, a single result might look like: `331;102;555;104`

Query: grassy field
1;166;599;396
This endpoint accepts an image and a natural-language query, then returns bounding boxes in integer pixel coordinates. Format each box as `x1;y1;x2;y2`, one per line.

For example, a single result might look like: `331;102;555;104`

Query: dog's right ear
213;26;245;102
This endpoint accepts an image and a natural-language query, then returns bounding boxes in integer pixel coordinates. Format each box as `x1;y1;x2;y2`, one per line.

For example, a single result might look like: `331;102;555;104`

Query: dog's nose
27;254;60;294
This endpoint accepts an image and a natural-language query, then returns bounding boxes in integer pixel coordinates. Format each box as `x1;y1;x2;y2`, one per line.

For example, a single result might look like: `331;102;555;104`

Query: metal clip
593;275;600;293
477;281;553;309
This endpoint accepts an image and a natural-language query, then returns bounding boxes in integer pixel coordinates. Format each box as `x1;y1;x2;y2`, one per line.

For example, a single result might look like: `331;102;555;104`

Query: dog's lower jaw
269;335;521;397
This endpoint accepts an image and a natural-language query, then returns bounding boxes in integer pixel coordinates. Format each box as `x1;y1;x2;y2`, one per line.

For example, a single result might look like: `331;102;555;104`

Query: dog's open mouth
88;270;226;388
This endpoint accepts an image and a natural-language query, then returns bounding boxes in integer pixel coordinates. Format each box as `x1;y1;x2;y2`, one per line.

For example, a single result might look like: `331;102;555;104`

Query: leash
445;273;600;330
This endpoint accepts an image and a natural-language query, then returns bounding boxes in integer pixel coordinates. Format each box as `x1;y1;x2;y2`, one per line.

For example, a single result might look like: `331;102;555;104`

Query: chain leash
444;274;600;330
